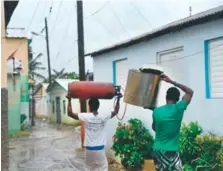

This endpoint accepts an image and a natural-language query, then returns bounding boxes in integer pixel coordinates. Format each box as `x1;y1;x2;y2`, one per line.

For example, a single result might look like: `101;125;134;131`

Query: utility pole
45;17;52;84
77;0;86;148
189;6;192;16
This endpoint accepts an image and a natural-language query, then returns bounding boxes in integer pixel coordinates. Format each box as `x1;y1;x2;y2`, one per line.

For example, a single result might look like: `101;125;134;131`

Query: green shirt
152;100;188;151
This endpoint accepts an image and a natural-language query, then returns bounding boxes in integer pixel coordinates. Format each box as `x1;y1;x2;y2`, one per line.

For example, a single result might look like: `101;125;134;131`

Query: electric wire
49;0;63;39
84;1;111;19
110;4;131;39
130;0;153;29
53;5;77;65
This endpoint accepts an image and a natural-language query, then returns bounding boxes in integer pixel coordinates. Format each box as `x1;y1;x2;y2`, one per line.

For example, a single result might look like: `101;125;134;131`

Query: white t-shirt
78;112;111;147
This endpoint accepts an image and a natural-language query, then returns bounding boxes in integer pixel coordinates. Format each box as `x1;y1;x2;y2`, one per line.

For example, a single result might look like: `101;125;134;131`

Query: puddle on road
9;120;120;171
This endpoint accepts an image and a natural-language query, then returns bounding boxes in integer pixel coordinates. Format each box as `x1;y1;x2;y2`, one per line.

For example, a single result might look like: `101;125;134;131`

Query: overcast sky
8;0;223;76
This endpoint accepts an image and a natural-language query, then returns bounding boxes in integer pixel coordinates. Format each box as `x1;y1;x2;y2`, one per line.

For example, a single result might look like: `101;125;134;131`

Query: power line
49;0;63;38
84;1;111;19
7;0;41;55
110;5;131;39
130;0;153;29
53;5;76;63
61;44;223;69
150;43;223;65
92;15;118;41
25;0;41;35
40;1;54;33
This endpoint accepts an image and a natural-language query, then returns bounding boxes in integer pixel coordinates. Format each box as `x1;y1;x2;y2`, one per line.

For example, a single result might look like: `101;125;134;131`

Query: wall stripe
112;58;127;85
112;61;116;85
204;40;210;99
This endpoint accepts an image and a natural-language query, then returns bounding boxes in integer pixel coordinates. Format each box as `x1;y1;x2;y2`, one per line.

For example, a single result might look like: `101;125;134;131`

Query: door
56;97;61;124
116;59;128;89
157;47;184;82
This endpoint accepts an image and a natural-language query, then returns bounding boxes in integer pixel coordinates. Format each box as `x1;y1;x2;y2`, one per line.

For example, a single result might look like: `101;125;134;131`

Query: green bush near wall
112;120;223;170
180;122;223;171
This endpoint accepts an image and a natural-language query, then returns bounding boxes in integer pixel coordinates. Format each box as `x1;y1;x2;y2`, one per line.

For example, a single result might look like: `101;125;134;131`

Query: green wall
7;74;21;136
20;75;29;129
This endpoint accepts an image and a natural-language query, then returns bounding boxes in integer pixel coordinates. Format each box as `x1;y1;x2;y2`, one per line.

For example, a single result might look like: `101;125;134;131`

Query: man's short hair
88;98;100;111
166;87;180;103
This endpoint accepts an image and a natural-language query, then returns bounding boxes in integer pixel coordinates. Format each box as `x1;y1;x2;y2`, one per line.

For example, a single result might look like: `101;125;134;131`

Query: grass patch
9;130;30;139
35;115;50;120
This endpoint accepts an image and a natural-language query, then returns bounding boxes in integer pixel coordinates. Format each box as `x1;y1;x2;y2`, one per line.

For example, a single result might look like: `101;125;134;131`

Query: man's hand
66;92;71;101
111;94;123;118
117;93;123;100
161;74;194;105
161;74;173;83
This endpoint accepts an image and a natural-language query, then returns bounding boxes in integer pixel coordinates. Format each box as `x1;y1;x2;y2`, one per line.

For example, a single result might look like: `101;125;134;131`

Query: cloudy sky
8;0;223;76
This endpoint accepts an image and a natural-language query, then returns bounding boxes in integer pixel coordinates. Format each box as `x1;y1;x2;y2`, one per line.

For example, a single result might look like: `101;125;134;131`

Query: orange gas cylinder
68;81;120;99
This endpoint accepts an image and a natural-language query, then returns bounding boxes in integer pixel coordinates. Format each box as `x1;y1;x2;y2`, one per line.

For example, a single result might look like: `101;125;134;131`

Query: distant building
34;83;49;119
46;79;80;126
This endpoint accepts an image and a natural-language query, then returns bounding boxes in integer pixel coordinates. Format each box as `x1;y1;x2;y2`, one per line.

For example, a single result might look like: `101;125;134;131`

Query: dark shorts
153;150;183;171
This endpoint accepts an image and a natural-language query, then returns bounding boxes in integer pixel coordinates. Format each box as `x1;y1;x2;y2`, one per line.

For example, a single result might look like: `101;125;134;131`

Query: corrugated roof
34;83;49;95
6;28;27;38
55;79;78;91
85;5;223;57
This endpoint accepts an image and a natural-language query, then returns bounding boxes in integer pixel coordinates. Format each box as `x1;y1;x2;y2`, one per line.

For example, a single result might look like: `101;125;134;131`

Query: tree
42;69;79;83
64;72;79;79
29;53;46;81
52;68;66;79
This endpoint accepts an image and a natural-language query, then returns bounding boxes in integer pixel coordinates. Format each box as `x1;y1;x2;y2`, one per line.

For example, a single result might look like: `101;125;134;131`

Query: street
9;120;119;171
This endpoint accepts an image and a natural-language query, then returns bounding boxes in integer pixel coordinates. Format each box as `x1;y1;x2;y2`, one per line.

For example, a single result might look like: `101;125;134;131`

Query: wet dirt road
9;120;119;171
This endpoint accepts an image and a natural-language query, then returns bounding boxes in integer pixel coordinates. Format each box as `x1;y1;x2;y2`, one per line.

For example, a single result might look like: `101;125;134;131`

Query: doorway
56;97;61;124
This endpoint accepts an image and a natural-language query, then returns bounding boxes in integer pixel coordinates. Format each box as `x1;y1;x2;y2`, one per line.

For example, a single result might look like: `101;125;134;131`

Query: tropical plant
180;122;203;164
112;118;154;170
52;68;66;79
42;68;79;83
180;122;223;171
64;72;79;79
28;53;46;81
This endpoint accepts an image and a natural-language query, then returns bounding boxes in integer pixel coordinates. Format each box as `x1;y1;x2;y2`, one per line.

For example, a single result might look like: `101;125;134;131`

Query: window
205;37;223;99
52;100;55;113
63;100;66;114
112;58;128;88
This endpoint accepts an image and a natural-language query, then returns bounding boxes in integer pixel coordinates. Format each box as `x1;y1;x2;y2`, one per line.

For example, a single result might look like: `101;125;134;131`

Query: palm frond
33;66;46;70
32;72;46;80
29;53;43;64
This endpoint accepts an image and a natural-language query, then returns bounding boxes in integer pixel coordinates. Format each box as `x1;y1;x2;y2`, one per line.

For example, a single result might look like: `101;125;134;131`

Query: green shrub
180;121;203;164
112;118;154;169
180;122;223;171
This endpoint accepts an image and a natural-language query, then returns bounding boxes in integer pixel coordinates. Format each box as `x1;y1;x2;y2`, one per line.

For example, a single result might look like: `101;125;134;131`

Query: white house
86;5;223;148
34;83;49;118
46;79;80;126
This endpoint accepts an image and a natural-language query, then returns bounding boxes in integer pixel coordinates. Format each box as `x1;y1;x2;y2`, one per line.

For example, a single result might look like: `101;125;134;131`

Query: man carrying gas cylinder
152;74;194;171
66;93;122;171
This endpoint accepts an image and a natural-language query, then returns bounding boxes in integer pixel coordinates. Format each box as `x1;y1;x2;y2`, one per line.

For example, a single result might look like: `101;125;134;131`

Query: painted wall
48;83;80;126
93;19;223;148
1;0;6;87
7;74;21;136
3;38;29;128
35;85;48;118
20;75;30;129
